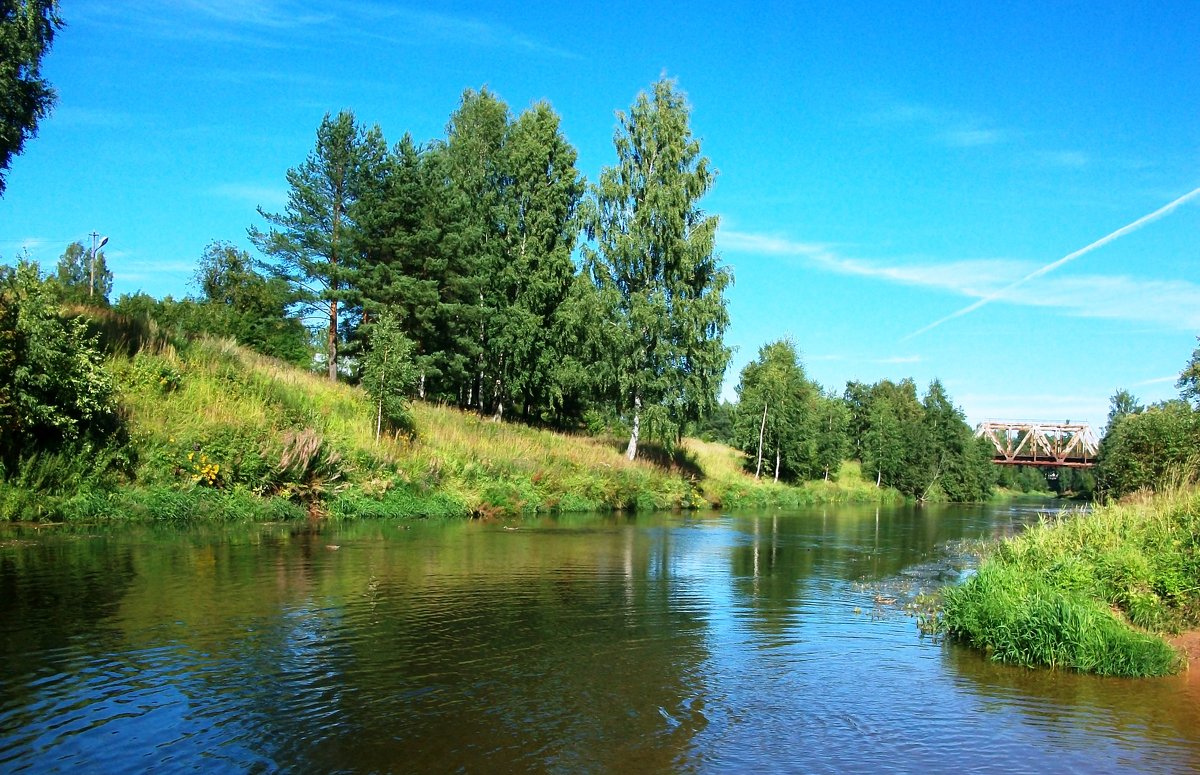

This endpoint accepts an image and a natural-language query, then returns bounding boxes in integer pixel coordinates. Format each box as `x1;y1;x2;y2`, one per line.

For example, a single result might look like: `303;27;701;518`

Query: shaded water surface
2;503;1199;773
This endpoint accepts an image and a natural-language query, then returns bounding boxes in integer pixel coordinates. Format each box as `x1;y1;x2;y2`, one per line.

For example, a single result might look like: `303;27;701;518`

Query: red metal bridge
975;421;1099;468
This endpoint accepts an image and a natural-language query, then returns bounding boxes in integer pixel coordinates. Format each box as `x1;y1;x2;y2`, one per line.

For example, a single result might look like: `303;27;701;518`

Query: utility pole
88;232;108;298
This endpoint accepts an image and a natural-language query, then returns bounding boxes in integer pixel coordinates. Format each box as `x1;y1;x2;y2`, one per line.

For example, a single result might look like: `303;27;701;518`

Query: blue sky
2;1;1197;430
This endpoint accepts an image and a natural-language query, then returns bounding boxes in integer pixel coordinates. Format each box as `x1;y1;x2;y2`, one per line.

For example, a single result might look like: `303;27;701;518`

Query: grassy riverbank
940;487;1200;676
1;328;901;523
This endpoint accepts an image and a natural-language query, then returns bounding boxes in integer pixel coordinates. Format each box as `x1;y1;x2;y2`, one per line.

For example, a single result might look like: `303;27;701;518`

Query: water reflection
0;503;1196;772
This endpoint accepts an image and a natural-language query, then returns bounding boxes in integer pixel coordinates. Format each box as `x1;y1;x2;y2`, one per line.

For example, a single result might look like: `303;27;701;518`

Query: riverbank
940;487;1200;677
1;331;902;523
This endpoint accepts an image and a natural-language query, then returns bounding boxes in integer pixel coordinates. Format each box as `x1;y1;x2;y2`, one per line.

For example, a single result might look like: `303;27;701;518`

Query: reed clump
941;487;1200;676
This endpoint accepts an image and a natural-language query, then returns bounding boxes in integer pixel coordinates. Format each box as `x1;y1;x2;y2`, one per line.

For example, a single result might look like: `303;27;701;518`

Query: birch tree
360;311;416;441
585;77;731;460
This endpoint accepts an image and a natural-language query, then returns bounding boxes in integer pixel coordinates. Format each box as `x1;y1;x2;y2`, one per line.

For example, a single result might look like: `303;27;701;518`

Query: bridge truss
975;421;1099;468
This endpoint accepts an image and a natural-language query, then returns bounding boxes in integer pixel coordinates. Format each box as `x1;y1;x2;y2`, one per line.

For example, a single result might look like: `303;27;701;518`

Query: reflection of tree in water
0;530;140;719
302;518;713;773
726;504;1044;636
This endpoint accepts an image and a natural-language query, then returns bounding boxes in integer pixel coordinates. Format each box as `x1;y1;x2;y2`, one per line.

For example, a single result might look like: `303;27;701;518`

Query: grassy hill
5;318;899;523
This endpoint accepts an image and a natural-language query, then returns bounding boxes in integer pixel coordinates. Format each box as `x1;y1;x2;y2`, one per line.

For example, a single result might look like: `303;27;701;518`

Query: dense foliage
0;0;62;196
0;261;122;471
1097;400;1199;498
729;341;992;499
1095;344;1200;500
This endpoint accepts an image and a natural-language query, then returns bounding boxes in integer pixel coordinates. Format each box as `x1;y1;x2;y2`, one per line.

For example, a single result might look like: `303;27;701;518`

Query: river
2;502;1199;773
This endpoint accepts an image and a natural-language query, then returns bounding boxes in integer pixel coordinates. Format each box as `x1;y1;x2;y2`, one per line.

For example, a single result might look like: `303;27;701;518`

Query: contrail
902;186;1200;341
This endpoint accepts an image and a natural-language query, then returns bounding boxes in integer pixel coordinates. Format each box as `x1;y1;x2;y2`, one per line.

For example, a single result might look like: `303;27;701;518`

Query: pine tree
491;101;584;421
440;87;510;408
353;133;446;396
250;110;385;380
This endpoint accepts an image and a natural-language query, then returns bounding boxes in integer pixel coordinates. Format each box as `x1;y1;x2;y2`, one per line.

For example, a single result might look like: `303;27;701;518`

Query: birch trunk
755;401;767;480
625;394;641;460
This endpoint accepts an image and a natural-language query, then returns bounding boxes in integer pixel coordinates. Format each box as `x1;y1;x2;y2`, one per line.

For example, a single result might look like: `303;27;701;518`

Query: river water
2;502;1199;773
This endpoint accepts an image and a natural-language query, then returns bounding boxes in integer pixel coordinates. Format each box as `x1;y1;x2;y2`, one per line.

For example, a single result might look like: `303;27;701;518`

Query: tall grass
10;329;902;522
941;487;1200;676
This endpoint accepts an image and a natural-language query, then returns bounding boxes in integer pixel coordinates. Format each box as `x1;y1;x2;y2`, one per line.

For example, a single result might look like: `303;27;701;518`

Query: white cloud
1132;375;1179;387
362;7;582;60
868;100;1008;149
1039;150;1090;168
83;2;577;59
719;225;1200;332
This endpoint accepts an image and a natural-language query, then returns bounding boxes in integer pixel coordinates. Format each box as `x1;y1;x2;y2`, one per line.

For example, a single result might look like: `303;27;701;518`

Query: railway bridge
974;421;1099;468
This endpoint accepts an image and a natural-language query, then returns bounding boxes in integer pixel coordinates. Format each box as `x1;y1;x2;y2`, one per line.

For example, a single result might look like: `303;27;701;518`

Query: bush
0;261;125;474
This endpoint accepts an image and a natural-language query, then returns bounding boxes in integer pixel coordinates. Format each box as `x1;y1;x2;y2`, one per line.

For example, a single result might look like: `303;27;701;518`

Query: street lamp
89;232;108;298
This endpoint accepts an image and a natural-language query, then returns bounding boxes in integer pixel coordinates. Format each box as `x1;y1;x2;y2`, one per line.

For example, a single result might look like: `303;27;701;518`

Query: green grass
4;322;904;523
940;487;1200;676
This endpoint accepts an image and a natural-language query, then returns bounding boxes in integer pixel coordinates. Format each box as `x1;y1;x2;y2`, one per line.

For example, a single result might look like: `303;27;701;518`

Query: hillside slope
11;326;898;522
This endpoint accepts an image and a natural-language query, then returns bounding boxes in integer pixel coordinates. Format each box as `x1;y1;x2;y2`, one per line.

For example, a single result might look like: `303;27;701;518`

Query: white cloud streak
901;186;1200;340
719;211;1200;333
1132;375;1180;387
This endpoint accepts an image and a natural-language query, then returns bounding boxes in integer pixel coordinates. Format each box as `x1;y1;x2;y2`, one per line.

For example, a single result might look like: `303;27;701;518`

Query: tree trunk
328;195;341;381
876;468;882;487
327;298;338;381
626;394;641;461
774;445;780;483
755;401;767;480
418;371;425;400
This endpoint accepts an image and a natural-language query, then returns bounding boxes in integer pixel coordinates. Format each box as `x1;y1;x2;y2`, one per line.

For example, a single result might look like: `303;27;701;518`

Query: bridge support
975;421;1099;468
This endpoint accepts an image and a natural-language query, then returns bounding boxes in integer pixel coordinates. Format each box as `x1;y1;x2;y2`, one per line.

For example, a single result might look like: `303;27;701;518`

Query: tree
0;0;62;197
360;310;417;441
732;340;821;482
0;260;120;472
354;133;446;396
250;110;385;380
918;379;991;501
1096;401;1198;498
857;379;926;493
585;77;731;459
192;241;310;364
863;394;905;488
734;341;808;480
812;392;850;481
1105;388;1143;435
488;101;585;421
1178;338;1200;407
52;240;111;304
439;87;510;409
